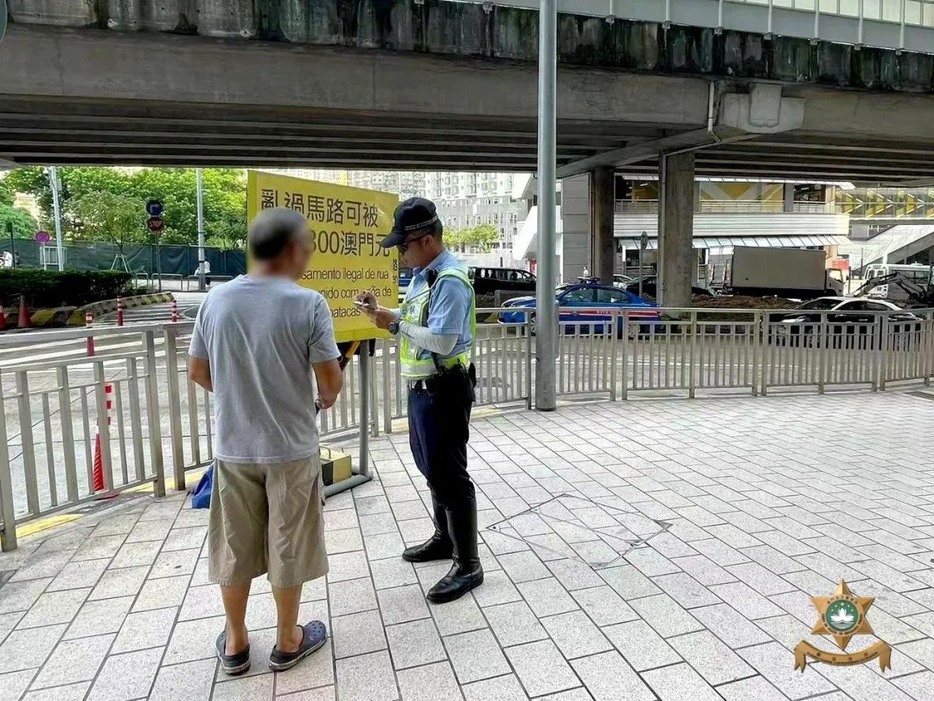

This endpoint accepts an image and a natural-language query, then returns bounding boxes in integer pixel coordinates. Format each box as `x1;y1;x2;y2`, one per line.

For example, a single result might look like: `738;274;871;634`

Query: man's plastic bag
191;463;213;509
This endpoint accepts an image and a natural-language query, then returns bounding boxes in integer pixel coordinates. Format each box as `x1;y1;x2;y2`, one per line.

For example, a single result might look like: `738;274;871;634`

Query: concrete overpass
3;0;934;305
2;1;934;178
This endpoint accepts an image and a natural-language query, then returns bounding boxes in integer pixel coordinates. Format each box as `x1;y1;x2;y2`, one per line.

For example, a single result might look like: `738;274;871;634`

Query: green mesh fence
5;240;246;277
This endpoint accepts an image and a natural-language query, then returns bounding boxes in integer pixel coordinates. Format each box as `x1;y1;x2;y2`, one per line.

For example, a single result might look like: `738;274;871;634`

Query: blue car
499;282;662;337
399;267;413;304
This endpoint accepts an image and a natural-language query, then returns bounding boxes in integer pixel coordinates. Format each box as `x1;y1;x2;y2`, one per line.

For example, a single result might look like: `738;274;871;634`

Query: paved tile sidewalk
2;391;934;700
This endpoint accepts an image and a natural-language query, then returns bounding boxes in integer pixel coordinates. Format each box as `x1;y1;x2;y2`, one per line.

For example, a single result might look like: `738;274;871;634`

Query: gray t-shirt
188;275;340;464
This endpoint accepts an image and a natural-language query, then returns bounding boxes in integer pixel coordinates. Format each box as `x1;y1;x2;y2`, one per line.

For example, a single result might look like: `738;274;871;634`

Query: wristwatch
387;320;400;335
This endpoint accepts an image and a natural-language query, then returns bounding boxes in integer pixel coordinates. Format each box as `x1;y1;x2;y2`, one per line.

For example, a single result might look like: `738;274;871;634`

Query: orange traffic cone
17;297;31;329
92;430;105;493
91;429;117;500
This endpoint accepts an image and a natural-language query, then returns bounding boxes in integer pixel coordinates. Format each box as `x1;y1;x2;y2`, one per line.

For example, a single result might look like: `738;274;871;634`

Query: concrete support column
590;166;615;283
559;176;591;283
657;152;695;308
783;183;795;213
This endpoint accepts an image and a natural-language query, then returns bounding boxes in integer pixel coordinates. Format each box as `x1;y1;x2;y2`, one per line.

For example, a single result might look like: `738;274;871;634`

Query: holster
426;363;477;404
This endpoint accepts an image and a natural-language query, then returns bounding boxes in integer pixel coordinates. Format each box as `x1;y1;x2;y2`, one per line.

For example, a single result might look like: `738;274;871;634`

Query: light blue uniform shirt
405;249;473;361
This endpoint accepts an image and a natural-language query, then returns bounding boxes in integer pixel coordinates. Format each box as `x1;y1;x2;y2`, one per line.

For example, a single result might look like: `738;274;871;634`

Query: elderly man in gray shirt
188;208;343;676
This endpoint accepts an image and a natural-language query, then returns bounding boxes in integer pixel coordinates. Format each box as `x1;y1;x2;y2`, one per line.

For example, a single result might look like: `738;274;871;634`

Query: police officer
356;198;482;604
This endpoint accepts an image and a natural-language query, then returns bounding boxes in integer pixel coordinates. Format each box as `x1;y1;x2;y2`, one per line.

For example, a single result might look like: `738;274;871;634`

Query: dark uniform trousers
406;368;475;511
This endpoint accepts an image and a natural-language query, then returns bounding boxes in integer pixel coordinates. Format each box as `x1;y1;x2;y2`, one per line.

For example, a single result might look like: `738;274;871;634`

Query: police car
498;281;662;337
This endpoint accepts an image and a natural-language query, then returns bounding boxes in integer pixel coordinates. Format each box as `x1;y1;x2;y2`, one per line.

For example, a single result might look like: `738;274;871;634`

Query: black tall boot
402;492;453;563
426;502;484;603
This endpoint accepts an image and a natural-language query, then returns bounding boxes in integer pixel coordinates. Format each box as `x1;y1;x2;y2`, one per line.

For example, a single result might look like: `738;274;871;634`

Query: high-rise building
266;169;527;254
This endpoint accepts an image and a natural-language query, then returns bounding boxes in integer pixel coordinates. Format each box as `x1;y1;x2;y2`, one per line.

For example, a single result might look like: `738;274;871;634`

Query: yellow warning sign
246;171;399;343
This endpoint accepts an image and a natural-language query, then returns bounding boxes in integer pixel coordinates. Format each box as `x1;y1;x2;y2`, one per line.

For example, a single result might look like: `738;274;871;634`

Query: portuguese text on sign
246;172;399;343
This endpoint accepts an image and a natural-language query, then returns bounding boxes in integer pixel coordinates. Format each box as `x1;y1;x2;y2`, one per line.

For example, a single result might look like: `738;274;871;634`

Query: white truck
729;247;843;299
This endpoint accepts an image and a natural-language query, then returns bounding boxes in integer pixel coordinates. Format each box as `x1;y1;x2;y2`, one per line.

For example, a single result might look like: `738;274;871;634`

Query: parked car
498;282;662;337
469;267;537;296
768;297;922;345
398;267;413;303
576;274;635;287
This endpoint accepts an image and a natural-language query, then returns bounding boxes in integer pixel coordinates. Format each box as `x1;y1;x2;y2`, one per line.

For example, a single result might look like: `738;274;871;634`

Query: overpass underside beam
3;25;934;181
557;127;754;179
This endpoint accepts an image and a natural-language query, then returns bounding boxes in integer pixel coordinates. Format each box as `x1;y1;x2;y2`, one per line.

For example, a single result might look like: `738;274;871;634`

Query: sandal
269;620;328;672
215;631;251;676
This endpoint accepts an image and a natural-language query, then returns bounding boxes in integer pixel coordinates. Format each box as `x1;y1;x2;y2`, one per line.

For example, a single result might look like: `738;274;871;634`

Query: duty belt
406;363;468;392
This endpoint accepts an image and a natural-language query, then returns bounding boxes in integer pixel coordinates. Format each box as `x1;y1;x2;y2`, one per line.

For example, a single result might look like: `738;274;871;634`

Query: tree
125;168;246;246
0;205;38;239
69;191;147;254
3;167;52;228
4;166;247;247
447;223;501;252
0;177;14;207
0;176;40;238
201;169;247;250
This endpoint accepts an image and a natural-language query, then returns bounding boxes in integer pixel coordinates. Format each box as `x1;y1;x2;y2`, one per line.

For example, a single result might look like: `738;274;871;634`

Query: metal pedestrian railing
0;322;220;552
2;305;932;551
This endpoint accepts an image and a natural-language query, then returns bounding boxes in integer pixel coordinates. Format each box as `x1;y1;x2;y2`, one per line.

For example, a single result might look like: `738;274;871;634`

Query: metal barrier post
925;311;933;387
359;349;370;479
323;348;372;498
609;311;618;401
381;339;392;434
525;314;533;410
15;371;39;516
871;315;882;391
370;354;380;438
817;315;828;394
163;326;186;490
880;313;890;391
186;378;201;467
751;310;762;396
143;330;166;498
688;311;698;399
760;315;771;396
125;359;145;483
57;366;79;503
621;311;630;400
0;372;17;551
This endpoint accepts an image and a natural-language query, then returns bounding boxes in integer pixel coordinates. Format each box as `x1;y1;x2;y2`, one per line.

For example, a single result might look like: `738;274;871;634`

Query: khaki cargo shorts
208;456;328;588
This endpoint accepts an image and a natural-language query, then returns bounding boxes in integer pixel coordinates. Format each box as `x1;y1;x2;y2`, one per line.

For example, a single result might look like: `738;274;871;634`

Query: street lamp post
49;166;65;271
535;0;558;411
196;168;206;292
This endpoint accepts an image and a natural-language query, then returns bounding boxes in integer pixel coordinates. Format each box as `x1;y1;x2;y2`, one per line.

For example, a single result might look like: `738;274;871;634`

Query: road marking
126;466;208;494
16;513;80;538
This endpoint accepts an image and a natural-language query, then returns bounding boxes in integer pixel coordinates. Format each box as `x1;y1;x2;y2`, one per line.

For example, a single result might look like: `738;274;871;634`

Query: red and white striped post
105;383;113;426
116;297;124;326
85;312;95;357
171;300;178;323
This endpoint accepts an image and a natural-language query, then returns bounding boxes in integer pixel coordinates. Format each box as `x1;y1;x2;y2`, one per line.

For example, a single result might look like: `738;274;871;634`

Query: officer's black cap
379;197;441;248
